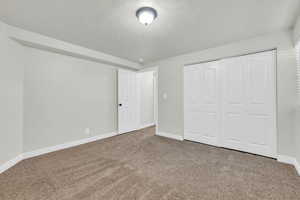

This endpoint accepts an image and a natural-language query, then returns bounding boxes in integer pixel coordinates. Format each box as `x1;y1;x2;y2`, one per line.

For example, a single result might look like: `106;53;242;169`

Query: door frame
183;49;278;158
138;67;159;135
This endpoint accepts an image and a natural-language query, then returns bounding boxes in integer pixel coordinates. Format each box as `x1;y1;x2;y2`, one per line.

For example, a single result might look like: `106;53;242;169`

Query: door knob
119;104;122;107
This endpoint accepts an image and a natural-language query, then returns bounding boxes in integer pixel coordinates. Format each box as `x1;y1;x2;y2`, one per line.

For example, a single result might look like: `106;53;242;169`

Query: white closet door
184;50;276;158
184;61;221;146
221;51;276;158
118;70;139;134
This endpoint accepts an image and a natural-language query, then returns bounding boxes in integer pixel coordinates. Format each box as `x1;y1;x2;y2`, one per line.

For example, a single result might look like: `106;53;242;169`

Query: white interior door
118;69;139;134
184;50;276;158
221;51;276;158
184;61;221;146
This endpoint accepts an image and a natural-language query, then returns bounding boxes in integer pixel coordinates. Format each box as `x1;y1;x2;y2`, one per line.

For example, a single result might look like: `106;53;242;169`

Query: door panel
221;51;276;158
221;56;248;152
184;61;221;146
118;70;139;134
225;61;244;104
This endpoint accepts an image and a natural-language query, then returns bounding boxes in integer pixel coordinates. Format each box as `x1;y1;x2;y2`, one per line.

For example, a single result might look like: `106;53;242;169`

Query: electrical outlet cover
85;128;90;135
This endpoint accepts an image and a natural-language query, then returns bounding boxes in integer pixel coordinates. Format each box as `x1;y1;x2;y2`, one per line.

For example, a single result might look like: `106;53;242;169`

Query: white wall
0;22;24;165
0;18;299;171
0;21;135;165
23;47;118;152
6;24;141;70
145;30;297;157
294;15;300;43
139;71;154;127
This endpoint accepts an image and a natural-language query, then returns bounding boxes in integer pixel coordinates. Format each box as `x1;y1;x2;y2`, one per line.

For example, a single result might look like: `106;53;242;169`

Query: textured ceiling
0;0;299;64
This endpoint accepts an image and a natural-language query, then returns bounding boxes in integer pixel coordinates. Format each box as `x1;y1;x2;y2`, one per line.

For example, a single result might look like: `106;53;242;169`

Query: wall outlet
163;93;168;100
85;128;91;136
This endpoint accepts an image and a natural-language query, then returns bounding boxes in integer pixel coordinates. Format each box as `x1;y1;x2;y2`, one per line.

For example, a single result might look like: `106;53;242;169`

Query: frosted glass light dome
136;7;157;26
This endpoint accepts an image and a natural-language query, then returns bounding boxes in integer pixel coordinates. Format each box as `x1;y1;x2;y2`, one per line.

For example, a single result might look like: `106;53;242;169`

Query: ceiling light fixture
136;7;158;26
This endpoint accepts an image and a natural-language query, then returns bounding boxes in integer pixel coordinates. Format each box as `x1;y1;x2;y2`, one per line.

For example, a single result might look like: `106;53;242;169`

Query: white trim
278;155;300;176
0;132;117;174
154;68;159;136
138;66;159;136
0;154;23;174
156;132;184;141
140;123;155;129
23;132;118;159
277;155;295;164
295;159;300;176
295;42;300;102
137;73;142;131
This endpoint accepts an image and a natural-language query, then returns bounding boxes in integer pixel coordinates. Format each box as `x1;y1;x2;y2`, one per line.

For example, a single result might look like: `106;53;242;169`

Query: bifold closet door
221;51;276;158
184;61;221;146
184;50;276;158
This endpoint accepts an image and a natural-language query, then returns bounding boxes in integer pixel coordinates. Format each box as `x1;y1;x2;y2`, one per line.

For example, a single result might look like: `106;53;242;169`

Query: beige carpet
1;126;300;200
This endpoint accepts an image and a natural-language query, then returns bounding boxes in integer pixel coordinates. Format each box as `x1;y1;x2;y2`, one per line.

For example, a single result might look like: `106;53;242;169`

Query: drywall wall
6;24;141;70
0;22;24;166
139;71;154;127
294;15;300;43
145;30;297;157
0;21;141;172
23;47;118;152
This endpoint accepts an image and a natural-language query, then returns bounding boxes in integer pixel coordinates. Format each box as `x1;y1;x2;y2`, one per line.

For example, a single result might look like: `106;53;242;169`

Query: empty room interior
1;0;300;199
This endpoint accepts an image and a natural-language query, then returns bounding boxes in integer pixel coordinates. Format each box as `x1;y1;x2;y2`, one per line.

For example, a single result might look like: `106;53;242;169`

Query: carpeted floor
1;126;300;200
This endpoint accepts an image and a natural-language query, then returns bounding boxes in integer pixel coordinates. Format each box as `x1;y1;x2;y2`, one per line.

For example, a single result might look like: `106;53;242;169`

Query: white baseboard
294;159;300;176
156;132;184;141
23;132;118;159
140;123;155;129
278;155;300;176
277;155;295;164
0;132;118;174
295;159;300;176
2;134;299;178
0;154;23;174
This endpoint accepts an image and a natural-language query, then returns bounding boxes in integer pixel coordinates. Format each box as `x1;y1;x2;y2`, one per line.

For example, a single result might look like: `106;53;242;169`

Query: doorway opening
138;69;157;130
118;68;158;134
